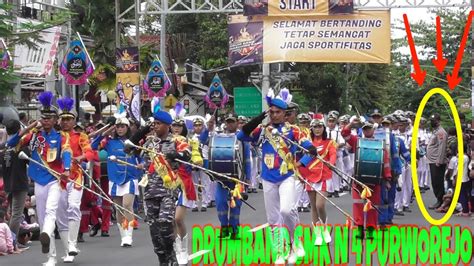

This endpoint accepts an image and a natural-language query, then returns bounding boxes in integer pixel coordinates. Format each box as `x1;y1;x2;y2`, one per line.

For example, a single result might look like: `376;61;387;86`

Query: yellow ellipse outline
411;87;464;225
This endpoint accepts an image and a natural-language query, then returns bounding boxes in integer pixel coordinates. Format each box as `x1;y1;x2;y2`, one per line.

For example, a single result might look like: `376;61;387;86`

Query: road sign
234;87;262;117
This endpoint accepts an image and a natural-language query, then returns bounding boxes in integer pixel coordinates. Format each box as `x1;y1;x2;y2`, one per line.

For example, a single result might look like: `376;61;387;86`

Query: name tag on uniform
264;154;274;169
47;148;57;162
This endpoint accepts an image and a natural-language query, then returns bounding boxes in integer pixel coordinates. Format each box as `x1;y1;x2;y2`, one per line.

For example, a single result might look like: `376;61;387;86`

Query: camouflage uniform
144;134;190;264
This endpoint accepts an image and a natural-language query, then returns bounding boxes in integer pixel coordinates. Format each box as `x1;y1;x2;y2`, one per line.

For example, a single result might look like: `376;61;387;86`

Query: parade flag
0;38;11;69
115;82;141;123
243;0;354;17
204;74;229;110
143;58;172;98
59;39;94;85
228;11;390;66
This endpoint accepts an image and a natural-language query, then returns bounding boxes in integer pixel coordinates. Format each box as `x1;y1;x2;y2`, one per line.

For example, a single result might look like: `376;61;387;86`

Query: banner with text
242;0;353;16
228;11;391;65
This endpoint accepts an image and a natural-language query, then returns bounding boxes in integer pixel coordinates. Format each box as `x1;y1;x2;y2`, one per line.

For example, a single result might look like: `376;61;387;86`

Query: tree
0;3;70;99
390;8;471;121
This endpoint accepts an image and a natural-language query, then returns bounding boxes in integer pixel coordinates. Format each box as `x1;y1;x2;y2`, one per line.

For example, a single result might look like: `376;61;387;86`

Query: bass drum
208;134;243;178
354;138;384;185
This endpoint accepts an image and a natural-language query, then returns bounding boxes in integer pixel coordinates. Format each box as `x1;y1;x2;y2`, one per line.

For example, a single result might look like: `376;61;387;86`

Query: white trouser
262;177;298;242
192;170;211;207
395;165;412;210
250;155;259;188
402;164;413;207
57;182;84;231
329;155;344;192
35;180;61;260
296;180;310;208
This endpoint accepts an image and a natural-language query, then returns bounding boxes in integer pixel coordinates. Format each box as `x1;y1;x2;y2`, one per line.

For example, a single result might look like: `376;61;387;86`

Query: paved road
2;187;472;265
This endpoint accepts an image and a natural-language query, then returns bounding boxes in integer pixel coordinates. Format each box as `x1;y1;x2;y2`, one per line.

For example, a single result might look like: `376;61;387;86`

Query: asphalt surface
2;185;472;266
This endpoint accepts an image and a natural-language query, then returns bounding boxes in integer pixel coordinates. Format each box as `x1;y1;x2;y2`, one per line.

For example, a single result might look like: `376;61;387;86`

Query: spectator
2;120;30;243
456;150;471;217
427;113;448;210
0;208;14;255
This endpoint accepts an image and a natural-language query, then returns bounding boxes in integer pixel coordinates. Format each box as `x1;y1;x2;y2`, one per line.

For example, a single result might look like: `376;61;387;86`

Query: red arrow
432;16;448;73
403;14;426;87
446;11;473;90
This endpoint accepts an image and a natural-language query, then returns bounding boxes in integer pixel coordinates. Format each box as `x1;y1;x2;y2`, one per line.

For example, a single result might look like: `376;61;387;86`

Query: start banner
228;11;391;66
243;0;354;16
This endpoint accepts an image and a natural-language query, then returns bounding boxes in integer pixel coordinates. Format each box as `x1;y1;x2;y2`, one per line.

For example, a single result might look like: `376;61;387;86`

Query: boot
322;219;332;244
67;220;80;256
122;226;133;247
59;231;74;263
77;232;84;243
313;222;323;246
180;234;189;265
175;234;189;265
117;224;126;247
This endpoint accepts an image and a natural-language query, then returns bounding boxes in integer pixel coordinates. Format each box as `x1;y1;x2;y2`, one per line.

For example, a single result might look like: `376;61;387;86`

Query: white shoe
287;250;297;264
275;254;286;264
42;257;57;266
294;238;306;258
122;227;133;247
62;255;75;263
68;221;81;256
322;224;332;244
313;223;323;246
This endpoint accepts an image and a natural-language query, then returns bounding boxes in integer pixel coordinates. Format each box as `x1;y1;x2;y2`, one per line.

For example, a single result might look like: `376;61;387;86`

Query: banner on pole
59;39;94;85
116;47;140;100
228;11;390;66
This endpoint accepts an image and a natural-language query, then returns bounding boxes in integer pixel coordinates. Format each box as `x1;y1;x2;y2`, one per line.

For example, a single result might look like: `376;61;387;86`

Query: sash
307;140;333;169
264;125;294;175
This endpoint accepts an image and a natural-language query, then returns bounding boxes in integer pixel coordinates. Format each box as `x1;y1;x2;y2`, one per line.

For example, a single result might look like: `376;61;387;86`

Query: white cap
115;117;130;126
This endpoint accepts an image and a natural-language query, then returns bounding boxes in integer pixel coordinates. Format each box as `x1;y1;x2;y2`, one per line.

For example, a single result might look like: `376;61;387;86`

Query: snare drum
208;134;243;178
354;138;384;185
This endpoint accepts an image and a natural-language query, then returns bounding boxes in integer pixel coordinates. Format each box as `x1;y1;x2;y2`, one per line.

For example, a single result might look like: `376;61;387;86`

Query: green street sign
234;87;262;117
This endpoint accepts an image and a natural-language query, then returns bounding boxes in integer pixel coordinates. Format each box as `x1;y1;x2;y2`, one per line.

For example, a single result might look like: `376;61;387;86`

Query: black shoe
366;226;375;240
334;191;340;198
302;207;310;212
192;207;199;212
297;207;302;212
395;210;405;216
258;183;263;189
209;201;216;208
252;188;258;193
219;227;230;239
201;207;207;212
328;193;333;198
101;231;109;237
428;202;442;210
77;232;85;243
424;186;430;190
39;232;50;254
89;223;101;237
355;226;364;240
403;206;412;213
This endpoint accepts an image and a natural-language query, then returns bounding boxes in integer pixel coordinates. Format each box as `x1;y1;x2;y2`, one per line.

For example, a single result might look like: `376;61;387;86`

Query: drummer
341;120;392;240
213;113;244;239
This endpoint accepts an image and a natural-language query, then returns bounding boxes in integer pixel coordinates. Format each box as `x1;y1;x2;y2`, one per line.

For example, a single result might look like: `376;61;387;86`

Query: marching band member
214;113;244;239
326;110;345;197
8;91;72;266
376;115;402;226
417;117;430;191
341;120;391;239
56;97;94;263
237;88;316;264
190;117;212;212
91;115;143;248
170;103;197;264
129;105;193;264
297;116;337;245
394;115;412;214
295;113;311;212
